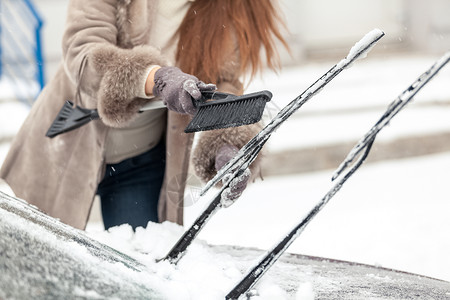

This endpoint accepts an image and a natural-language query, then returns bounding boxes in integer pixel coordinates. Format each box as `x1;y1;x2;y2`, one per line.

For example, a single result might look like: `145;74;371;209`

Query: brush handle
195;91;234;105
140;92;233;111
139;99;167;111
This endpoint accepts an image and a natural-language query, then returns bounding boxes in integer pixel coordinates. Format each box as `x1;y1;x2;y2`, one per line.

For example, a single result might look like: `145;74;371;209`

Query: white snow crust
87;222;290;299
346;28;384;62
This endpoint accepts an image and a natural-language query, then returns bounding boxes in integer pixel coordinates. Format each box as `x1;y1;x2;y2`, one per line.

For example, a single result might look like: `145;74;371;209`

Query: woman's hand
215;144;251;207
148;66;216;115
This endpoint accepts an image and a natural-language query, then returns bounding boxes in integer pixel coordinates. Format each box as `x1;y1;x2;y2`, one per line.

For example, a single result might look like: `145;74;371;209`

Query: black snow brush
184;90;272;133
45;90;272;138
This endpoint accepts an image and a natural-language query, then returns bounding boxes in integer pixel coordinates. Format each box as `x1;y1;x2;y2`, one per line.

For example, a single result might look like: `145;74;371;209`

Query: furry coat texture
0;0;260;229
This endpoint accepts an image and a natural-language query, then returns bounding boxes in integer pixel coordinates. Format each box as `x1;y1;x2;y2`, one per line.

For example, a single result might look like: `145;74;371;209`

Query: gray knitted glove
215;144;251;207
153;66;216;115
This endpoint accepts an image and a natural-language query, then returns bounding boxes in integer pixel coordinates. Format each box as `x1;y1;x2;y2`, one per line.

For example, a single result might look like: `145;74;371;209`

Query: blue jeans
97;141;166;230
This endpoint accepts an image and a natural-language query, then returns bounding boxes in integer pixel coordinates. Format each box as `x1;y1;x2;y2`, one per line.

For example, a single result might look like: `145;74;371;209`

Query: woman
0;0;288;230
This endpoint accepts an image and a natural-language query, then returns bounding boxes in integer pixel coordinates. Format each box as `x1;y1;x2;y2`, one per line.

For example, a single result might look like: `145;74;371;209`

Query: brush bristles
185;96;267;133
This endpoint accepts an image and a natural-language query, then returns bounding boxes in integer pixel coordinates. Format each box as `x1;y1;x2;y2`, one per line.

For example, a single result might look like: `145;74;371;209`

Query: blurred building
279;0;450;63
24;0;450;79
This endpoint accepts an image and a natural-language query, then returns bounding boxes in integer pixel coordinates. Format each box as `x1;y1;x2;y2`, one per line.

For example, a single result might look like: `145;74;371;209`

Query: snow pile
88;222;293;300
295;282;315;300
1;192;301;299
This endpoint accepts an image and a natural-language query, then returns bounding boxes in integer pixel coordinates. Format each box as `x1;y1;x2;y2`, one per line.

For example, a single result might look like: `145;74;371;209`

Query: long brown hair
176;0;288;85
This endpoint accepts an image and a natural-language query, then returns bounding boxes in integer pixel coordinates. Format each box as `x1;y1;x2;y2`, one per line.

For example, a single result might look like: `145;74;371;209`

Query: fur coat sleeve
61;0;169;128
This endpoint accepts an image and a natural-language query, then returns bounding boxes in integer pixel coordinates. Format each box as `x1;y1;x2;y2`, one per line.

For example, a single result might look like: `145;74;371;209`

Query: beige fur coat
0;0;259;229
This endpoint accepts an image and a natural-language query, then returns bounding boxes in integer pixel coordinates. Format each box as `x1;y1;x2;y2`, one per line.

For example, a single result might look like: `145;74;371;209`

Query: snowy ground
183;153;450;283
182;52;450;283
1;51;450;290
180;52;450;283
